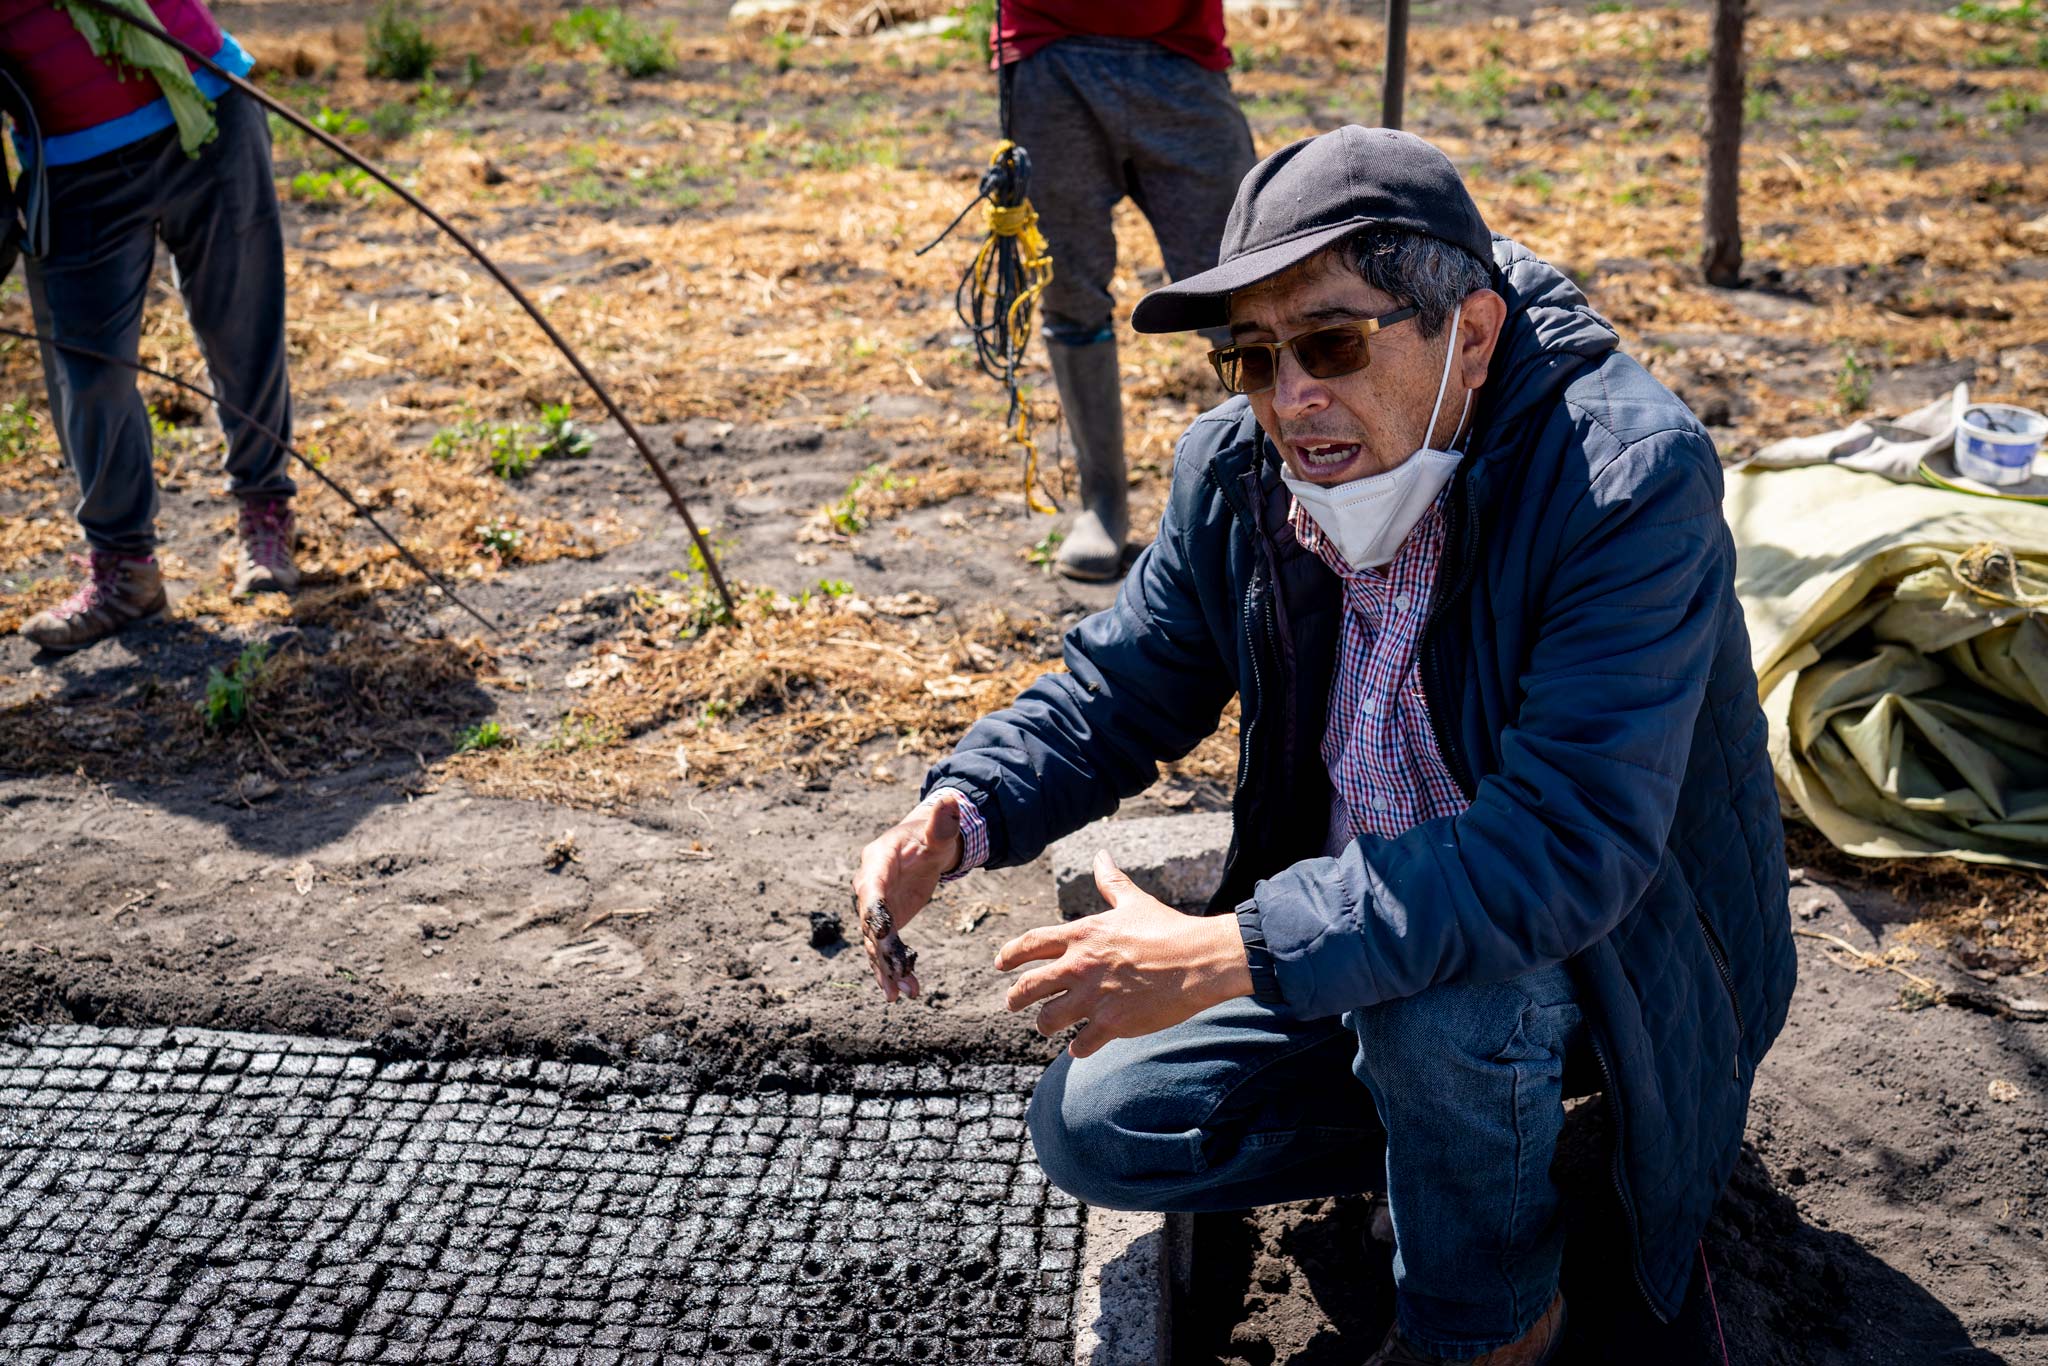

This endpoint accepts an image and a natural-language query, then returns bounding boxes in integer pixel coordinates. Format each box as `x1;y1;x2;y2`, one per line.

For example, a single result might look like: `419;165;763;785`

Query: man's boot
20;551;167;653
1364;1293;1567;1366
234;493;300;596
1047;336;1129;582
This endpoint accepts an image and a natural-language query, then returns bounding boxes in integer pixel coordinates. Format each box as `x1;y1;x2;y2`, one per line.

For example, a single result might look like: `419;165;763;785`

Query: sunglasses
1208;306;1419;395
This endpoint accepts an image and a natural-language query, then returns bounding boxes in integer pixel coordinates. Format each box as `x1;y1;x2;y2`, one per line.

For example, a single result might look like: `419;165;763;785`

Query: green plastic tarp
1728;464;2048;868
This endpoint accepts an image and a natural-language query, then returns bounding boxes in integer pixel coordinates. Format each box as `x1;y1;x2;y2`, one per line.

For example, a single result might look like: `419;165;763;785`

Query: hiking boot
1047;336;1129;582
1364;1293;1566;1366
234;494;300;596
20;551;167;653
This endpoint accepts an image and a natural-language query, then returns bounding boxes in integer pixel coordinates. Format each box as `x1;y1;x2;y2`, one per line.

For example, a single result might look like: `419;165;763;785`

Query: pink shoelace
239;497;294;569
52;552;147;621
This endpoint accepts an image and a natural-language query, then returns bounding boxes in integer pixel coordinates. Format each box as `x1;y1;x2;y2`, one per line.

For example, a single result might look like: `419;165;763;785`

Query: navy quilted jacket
924;238;1795;1319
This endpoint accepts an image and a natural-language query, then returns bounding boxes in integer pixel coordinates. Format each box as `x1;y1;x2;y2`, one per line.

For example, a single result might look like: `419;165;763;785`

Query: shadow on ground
0;606;491;854
1177;1101;1999;1366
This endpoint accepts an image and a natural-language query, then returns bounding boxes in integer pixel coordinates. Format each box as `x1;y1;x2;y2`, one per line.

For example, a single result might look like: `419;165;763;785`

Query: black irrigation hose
55;0;737;621
0;323;504;638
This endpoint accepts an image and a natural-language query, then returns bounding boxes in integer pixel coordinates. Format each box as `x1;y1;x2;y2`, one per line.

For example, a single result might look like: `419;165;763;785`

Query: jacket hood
1481;235;1621;438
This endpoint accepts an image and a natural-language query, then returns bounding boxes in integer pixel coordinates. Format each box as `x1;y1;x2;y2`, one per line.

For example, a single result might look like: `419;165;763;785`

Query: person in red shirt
1;0;301;653
995;1;1253;580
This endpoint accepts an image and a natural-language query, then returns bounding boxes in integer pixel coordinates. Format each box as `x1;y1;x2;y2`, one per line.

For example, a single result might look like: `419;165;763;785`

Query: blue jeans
25;89;294;555
1027;964;1584;1357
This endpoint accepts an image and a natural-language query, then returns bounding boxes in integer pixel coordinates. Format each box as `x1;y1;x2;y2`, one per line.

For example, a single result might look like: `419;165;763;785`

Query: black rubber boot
1047;336;1129;582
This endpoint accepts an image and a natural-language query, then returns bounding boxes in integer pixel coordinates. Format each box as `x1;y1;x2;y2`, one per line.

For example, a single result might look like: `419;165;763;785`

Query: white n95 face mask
1281;309;1470;572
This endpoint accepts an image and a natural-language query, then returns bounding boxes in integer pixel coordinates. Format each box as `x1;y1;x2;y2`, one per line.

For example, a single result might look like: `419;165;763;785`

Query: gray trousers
1007;37;1255;348
26;88;294;555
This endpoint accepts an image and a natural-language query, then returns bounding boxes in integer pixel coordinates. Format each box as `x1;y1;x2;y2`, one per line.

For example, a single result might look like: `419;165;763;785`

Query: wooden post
1701;0;1748;287
1382;0;1410;131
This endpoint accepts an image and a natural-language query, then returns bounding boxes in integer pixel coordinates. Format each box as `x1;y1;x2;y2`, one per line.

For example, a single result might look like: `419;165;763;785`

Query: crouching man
854;126;1793;1364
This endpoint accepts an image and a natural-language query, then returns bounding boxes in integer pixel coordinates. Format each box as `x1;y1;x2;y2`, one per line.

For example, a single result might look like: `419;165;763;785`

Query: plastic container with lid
1955;403;2046;487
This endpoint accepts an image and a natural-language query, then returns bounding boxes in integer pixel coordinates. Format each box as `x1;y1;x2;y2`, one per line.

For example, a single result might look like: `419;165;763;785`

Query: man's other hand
851;791;965;1004
995;852;1255;1059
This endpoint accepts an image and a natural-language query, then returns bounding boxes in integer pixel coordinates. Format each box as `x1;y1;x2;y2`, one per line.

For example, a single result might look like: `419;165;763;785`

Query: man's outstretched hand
851;791;965;1003
995;852;1254;1059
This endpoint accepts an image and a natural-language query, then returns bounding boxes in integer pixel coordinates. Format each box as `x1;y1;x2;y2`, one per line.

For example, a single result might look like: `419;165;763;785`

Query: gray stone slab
1072;1208;1191;1364
1049;813;1233;920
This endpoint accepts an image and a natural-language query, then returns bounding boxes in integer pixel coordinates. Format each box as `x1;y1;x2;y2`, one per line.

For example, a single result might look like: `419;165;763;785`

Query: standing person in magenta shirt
1;0;301;653
996;0;1254;581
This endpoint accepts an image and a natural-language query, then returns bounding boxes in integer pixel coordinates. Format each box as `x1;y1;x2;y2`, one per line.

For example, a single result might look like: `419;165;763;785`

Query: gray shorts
1006;37;1255;345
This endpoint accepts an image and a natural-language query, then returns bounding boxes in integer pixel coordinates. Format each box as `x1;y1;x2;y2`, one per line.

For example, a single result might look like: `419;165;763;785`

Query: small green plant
547;714;620;751
200;642;272;732
486;427;539;480
428;410;485;459
1025;529;1064;573
457;720;510;752
1895;150;1925;170
1834;347;1872;415
947;0;996;61
553;7;676;77
1509;168;1555;200
288;166;383;202
476;519;523;559
1456;61;1512;123
368;102;417;140
534;403;594;459
826;471;871;536
0;399;39;462
767;30;804;72
814;578;853;599
1948;0;2042;25
1988;87;2042;130
366;0;438;80
311;105;369;138
1577;88;1620;122
667;534;739;637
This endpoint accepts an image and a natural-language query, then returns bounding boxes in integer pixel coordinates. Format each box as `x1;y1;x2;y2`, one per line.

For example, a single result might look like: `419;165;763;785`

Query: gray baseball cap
1131;125;1494;335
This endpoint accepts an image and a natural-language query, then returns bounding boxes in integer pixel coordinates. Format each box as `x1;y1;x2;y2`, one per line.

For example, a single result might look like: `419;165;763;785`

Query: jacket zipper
1235;570;1266;804
1695;902;1747;1072
1421;465;1664;1317
1587;1032;1665;1323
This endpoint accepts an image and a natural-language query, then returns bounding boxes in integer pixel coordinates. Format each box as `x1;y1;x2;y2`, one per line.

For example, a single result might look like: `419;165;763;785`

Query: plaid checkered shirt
1288;489;1470;842
925;485;1468;881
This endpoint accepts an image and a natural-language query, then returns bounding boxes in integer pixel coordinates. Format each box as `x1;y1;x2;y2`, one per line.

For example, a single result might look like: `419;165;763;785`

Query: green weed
366;0;438;80
475;519;523;559
0;399;38;462
1989;87;2042;129
666;533;740;638
1025;529;1064;573
1948;0;2043;25
487;427;539;480
1834;347;1872;415
546;715;620;751
553;7;676;77
535;403;595;459
200;642;272;732
368;102;416;140
457;720;510;752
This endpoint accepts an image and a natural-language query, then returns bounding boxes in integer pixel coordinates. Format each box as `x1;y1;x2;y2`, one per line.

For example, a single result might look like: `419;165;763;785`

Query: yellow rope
975;143;1056;514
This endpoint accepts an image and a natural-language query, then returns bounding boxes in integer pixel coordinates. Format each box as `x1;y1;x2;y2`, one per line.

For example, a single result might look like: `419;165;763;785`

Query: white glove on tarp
1737;384;1966;484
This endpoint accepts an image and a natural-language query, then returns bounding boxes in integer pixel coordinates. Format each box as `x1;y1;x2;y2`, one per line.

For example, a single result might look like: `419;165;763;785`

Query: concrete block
1049;814;1232;920
1072;1208;1191;1365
